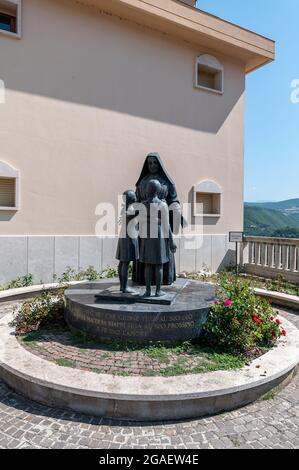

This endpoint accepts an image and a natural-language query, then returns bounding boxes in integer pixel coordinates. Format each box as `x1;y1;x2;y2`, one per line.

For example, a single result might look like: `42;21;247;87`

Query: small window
195;54;223;94
195;193;221;217
0;12;16;33
0;161;19;210
0;177;15;206
193;180;222;217
0;0;20;36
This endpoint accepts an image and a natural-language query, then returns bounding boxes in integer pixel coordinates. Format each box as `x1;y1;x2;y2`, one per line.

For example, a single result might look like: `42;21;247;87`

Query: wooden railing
240;236;299;284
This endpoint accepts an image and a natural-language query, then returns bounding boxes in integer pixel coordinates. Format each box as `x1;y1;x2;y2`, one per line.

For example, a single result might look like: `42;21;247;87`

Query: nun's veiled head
147;154;160;175
136;152;175;188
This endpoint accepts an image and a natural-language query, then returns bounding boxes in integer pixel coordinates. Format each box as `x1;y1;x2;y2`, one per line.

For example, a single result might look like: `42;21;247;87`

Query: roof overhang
74;0;275;73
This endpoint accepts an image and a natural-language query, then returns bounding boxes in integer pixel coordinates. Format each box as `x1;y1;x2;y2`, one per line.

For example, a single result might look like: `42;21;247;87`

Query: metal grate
0;177;15;207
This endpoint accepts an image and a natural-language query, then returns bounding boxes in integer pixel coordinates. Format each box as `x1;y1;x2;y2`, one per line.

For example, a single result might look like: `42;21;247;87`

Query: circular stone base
0;311;298;422
64;279;215;344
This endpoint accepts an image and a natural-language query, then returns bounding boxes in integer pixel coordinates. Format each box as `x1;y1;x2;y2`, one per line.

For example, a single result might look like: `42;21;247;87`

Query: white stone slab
196;235;212;272
179;235;197;273
79;236;103;272
28;236;55;284
211;235;227;272
102;237;118;269
54;236;79;278
0;236;28;285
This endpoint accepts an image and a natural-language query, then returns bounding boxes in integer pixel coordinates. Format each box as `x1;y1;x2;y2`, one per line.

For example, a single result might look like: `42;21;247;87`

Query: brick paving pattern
0;301;298;449
17;330;230;377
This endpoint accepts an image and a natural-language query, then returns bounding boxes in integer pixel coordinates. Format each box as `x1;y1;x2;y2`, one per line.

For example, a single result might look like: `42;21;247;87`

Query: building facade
0;0;275;284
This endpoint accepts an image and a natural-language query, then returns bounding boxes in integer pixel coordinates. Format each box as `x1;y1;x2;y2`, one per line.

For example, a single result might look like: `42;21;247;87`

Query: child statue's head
146;179;161;197
123;190;137;206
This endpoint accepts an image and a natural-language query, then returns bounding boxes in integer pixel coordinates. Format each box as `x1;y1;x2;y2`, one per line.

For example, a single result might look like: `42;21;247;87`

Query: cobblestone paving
0;301;298;449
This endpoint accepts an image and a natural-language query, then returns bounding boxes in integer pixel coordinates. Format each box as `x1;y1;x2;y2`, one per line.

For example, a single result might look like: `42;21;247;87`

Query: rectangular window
197;64;222;92
0;0;19;36
195;193;221;217
0;177;16;207
195;55;224;94
0;12;16;33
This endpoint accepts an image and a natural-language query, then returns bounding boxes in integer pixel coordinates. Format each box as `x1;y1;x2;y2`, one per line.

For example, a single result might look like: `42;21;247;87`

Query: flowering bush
202;275;286;354
11;288;66;334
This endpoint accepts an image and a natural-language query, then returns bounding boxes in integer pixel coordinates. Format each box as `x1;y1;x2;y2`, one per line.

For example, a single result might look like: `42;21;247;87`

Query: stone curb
0;311;298;421
0;281;88;302
254;288;299;311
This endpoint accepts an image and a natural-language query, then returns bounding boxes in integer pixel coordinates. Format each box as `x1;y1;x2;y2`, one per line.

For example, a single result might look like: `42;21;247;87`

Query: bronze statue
139;180;177;297
116;190;139;293
133;152;182;286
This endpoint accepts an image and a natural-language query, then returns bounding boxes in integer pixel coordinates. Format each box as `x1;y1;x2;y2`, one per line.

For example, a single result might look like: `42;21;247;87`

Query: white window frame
195;54;224;94
0;0;22;39
0;161;20;210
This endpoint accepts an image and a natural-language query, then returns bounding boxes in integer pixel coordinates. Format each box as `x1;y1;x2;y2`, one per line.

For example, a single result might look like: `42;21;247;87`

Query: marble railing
240;236;299;284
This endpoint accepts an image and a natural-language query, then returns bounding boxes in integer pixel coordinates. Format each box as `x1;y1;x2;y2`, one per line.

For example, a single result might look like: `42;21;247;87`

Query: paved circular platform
0;307;298;421
0;303;298;448
64;279;215;343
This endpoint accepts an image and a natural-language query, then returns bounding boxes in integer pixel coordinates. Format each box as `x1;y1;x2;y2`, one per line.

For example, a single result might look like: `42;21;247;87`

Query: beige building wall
0;0;245;238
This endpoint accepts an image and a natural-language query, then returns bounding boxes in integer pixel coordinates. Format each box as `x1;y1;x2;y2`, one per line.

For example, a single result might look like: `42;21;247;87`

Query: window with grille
0;0;20;36
0;177;16;207
0;161;19;210
195;55;224;94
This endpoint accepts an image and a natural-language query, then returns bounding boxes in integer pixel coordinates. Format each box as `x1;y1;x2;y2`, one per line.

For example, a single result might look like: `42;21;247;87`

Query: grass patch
140;349;246;377
200;351;246;370
70;331;95;345
113;371;130;377
142;342;193;363
143;346;170;363
142;369;158;377
21;339;39;349
159;358;189;377
100;352;111;360
21;330;45;343
262;390;277;401
55;358;76;368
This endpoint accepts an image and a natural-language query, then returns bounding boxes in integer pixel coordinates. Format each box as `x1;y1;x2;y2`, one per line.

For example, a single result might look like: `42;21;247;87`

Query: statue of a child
139;179;177;297
116;190;139;293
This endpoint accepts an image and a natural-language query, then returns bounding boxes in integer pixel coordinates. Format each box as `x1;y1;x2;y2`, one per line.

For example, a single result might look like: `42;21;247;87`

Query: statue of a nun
132;152;183;285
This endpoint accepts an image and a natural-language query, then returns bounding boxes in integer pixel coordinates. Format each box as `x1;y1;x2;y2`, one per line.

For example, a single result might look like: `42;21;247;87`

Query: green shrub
54;265;118;283
10;287;66;334
9;265;119;334
1;274;34;291
99;266;119;279
202;275;286;354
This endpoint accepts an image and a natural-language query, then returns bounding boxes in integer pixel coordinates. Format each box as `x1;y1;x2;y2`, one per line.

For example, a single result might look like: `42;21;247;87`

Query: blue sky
198;0;299;202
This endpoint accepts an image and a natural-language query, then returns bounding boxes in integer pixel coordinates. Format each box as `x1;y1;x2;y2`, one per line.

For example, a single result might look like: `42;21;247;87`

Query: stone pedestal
65;279;215;344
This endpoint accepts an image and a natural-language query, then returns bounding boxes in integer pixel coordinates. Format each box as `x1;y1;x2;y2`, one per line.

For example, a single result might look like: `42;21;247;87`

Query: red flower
269;299;273;304
282;330;287;337
223;299;232;307
276;319;281;325
270;316;274;321
252;315;262;324
214;299;219;305
271;331;276;338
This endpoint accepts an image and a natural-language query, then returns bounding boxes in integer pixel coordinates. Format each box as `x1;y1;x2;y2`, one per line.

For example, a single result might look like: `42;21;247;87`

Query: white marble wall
0;235;235;285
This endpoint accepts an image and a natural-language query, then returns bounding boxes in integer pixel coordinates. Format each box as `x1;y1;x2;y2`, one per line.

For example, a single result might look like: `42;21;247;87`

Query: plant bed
10;274;289;372
17;328;247;377
1;307;298;422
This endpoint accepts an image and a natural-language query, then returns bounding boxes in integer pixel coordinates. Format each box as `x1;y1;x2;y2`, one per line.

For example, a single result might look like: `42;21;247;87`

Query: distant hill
245;199;299;225
245;199;299;210
244;200;299;238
